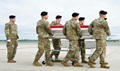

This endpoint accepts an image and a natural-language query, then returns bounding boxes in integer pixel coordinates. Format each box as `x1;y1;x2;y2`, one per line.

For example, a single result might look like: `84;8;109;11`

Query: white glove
7;39;11;42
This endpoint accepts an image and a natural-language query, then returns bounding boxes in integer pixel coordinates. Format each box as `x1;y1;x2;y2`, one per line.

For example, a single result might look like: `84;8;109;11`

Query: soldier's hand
7;39;11;42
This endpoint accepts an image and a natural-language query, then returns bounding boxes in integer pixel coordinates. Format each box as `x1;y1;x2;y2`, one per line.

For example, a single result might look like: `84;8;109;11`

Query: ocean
0;40;119;48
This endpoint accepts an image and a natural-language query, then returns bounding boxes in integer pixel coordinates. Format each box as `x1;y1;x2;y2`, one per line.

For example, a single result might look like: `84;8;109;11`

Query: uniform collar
71;18;78;23
71;18;75;21
71;18;77;21
41;18;46;21
9;21;14;24
99;17;105;20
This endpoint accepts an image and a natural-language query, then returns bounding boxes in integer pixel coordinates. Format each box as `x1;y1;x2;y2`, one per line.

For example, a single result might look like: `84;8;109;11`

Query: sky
0;0;120;40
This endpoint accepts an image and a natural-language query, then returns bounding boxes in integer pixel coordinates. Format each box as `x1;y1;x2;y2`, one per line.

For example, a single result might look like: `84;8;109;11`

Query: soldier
5;15;19;63
33;11;54;66
61;12;83;67
78;17;87;63
87;10;111;69
50;15;62;61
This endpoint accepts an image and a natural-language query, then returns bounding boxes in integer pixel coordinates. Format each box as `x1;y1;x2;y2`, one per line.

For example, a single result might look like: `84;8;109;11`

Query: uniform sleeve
36;22;39;34
16;24;19;39
63;22;67;36
76;23;82;38
88;21;94;35
36;26;38;34
44;21;54;36
104;21;111;36
5;24;10;39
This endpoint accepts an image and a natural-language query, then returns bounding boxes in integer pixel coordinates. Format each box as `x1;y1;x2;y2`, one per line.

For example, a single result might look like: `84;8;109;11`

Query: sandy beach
0;41;120;71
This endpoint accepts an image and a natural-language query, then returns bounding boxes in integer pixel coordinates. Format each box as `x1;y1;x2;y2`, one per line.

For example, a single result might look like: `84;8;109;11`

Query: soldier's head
56;15;62;23
9;15;16;22
72;12;79;21
99;10;107;18
79;17;85;25
41;11;48;20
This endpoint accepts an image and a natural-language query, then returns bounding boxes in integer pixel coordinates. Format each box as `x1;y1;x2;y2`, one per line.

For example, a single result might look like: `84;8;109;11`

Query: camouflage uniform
50;21;61;59
88;18;111;63
78;39;86;60
5;22;19;60
34;19;53;61
77;22;87;62
63;19;82;63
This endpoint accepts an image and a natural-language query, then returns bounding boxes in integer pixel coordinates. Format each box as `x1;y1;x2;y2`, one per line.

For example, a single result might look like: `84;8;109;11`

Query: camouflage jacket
88;18;111;39
50;21;62;26
63;19;82;40
5;22;19;40
50;20;61;44
36;19;53;38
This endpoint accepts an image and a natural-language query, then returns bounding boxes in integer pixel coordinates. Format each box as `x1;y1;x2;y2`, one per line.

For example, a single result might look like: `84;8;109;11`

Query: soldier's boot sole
46;61;54;66
12;60;16;62
7;60;16;63
74;63;83;67
61;61;70;67
100;64;110;69
33;61;42;66
46;63;54;66
87;61;95;68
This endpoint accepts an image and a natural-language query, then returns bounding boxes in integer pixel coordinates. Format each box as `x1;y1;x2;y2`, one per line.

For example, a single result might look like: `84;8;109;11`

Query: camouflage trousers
34;38;51;61
89;39;106;63
78;39;86;59
63;40;79;62
6;38;18;60
50;39;61;59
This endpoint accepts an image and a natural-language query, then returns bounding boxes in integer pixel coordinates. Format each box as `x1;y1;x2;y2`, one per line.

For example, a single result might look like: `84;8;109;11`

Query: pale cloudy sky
0;0;120;40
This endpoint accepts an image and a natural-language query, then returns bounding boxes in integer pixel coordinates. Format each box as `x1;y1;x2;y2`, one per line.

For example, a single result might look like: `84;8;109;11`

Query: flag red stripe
50;25;89;28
